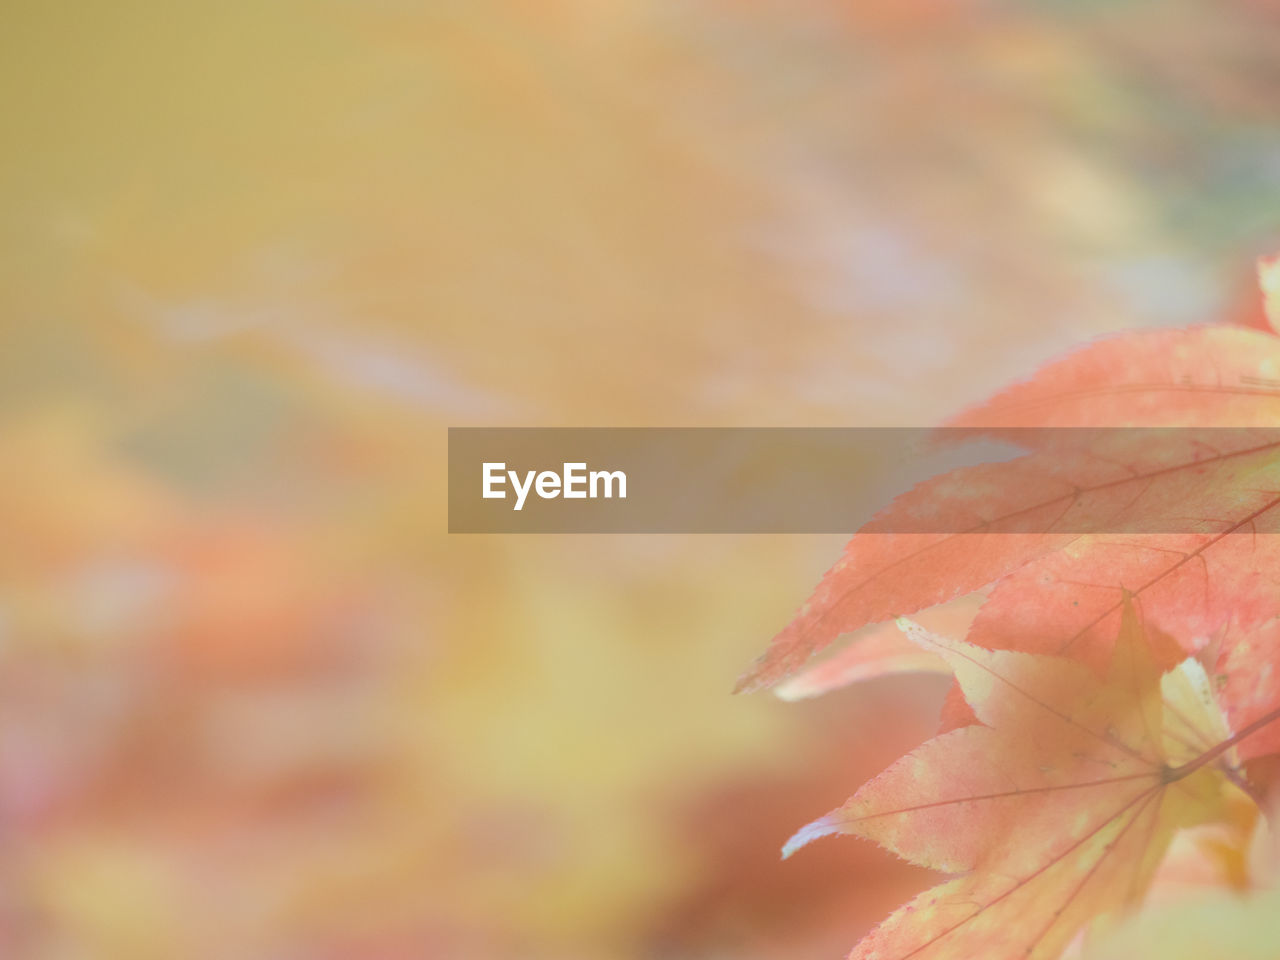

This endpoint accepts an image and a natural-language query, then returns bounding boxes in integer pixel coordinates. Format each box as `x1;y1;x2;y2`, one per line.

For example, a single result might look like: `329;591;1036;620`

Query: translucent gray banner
448;428;1280;534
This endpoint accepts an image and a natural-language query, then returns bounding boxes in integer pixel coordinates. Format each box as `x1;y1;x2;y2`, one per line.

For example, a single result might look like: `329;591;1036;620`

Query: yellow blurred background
3;2;1280;957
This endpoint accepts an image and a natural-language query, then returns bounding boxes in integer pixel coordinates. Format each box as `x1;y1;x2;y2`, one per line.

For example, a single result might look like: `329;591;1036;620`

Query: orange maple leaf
951;325;1280;429
736;424;1280;693
737;318;1280;697
783;606;1275;960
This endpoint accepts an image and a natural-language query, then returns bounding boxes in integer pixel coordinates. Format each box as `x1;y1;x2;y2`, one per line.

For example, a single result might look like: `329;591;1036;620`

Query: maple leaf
736;424;1280;693
744;266;1280;957
737;320;1280;696
950;325;1280;429
782;607;1272;960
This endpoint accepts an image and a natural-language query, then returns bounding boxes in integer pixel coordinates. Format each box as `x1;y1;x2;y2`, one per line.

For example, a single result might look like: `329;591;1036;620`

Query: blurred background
3;1;1280;957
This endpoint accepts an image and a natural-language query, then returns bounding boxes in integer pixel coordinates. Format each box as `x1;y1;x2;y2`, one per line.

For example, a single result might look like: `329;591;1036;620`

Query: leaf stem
1166;704;1280;783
